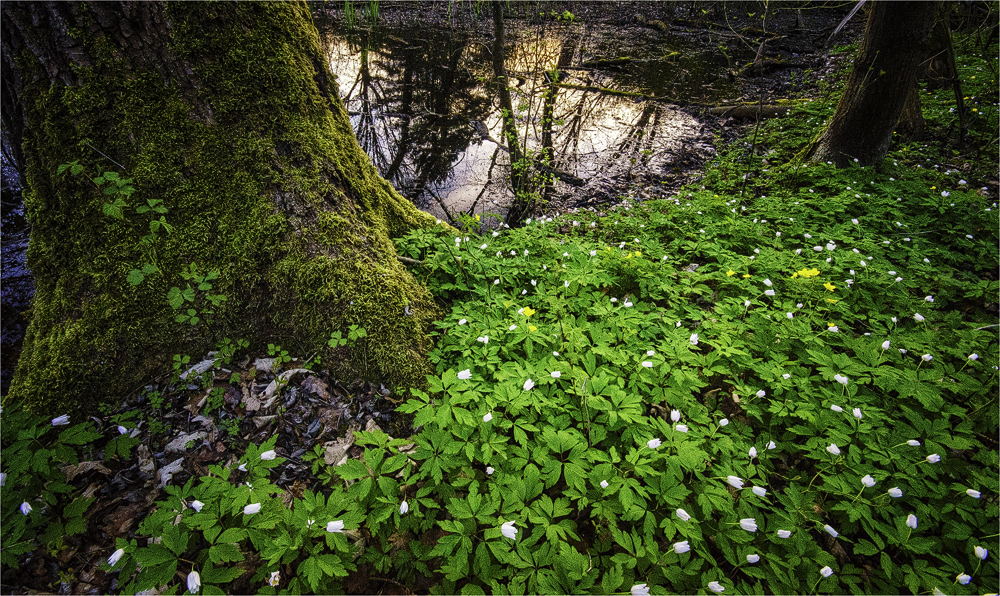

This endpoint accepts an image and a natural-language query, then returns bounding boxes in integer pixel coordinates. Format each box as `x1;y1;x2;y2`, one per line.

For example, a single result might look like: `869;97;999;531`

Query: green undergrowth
379;147;999;593
14;149;993;595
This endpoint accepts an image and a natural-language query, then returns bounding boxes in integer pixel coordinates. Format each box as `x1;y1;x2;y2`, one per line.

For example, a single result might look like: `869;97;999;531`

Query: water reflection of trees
321;19;706;221
324;27;492;213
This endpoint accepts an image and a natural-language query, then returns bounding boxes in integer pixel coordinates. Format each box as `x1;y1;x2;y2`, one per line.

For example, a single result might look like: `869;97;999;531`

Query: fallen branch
579;54;677;69
397;255;424;267
708;105;792;119
667;17;781;37
532;161;585;187
553;82;654;99
478;130;587;186
581;57;637;68
738;58;812;77
540;80;795;121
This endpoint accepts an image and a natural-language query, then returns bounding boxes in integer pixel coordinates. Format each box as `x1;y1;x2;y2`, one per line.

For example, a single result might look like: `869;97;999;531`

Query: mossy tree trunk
2;1;442;414
803;2;936;167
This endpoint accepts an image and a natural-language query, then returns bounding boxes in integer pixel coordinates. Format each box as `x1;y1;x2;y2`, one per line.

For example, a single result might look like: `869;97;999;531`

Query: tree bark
1;1;441;414
804;2;937;167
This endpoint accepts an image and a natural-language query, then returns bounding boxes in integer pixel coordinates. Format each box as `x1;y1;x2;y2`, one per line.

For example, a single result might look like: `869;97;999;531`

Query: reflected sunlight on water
322;19;743;221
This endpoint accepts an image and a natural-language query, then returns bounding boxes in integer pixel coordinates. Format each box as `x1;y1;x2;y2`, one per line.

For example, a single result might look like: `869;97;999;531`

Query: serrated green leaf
601;565;623;593
209;542;244;564
167;287;184;309
216;527;248;544
64;496;94;518
317;553;347;577
201;564;244;584
298;557;322;592
337;459;370;481
134;544;176;567
102;202;123;219
65;516;87;536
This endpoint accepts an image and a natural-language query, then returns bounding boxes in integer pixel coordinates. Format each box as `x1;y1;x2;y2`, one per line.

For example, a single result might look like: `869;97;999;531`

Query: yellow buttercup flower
797;268;820;278
475;213;481;221
523;307;536;317
528;325;538;332
743;274;752;279
823;282;836;292
726;270;736;277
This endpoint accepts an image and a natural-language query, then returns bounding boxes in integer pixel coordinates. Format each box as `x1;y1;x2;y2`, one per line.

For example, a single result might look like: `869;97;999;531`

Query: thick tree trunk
895;84;924;143
804;2;936;167
1;2;441;414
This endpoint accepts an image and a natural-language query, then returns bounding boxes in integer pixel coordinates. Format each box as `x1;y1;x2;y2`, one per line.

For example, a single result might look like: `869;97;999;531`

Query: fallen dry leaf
165;431;208;454
157;458;185;488
100;503;145;536
62;461;112;482
301;375;333;402
323;428;356;465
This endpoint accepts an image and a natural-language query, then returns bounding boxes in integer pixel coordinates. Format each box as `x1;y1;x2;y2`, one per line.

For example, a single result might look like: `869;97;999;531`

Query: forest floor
6;4;998;595
2;6;861;594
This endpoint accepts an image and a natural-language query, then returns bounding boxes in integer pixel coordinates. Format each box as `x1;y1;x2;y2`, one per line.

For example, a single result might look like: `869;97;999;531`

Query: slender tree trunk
804;2;936;167
491;0;531;225
2;1;441;414
384;60;414;183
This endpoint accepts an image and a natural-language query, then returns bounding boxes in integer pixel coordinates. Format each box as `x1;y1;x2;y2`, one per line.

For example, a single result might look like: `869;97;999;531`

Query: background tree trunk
491;0;531;225
1;1;441;414
804;2;937;167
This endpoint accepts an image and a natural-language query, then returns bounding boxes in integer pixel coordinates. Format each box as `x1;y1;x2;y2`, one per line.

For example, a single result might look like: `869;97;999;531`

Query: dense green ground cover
2;32;998;596
383;118;1000;593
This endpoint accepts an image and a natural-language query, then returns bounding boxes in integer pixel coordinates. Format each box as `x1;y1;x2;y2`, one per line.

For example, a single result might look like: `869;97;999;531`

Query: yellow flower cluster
791;268;820;279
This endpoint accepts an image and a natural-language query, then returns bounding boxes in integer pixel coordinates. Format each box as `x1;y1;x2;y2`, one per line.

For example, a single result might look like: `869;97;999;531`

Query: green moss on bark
7;2;439;414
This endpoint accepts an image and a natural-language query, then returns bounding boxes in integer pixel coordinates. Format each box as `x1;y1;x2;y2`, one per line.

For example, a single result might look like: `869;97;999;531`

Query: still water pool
321;16;751;219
